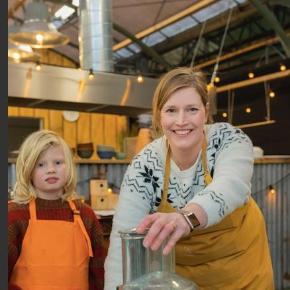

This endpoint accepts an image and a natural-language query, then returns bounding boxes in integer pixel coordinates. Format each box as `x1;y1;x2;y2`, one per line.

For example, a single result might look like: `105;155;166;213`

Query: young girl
8;130;105;290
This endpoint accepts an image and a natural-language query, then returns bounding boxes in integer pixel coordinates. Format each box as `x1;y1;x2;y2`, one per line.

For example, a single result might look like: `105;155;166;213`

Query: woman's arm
104;156;155;290
188;124;254;227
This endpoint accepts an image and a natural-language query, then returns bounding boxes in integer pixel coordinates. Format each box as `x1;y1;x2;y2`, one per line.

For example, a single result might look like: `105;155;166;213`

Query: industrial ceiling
8;0;290;79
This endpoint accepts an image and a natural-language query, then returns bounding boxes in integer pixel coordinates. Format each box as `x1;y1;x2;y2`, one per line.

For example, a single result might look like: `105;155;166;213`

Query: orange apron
10;199;93;290
158;140;274;290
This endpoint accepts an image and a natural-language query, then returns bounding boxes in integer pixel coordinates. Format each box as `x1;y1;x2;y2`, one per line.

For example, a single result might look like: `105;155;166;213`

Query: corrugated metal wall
252;163;290;290
8;162;290;288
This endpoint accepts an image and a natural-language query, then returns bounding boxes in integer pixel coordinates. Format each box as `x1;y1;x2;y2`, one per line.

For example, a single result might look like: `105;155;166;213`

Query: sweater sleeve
8;202;29;282
189;124;254;227
104;155;154;290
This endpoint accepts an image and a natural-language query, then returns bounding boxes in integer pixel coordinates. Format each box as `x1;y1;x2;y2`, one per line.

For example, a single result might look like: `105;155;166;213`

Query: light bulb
248;72;254;79
35;34;44;44
137;75;144;83
280;64;286;71
36;63;41;71
245;107;251;113
214;76;220;83
269;91;275;98
222;112;227;118
88;69;94;80
12;52;20;60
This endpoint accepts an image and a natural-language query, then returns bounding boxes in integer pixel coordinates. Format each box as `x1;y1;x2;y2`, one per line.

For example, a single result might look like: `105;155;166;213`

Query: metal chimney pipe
79;0;113;72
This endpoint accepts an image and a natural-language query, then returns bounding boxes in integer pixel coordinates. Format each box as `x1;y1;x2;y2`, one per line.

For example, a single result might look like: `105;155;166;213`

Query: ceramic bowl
115;151;127;160
97;150;115;159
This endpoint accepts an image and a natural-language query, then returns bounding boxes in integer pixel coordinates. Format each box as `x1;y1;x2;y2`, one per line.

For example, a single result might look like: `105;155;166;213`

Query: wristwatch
178;210;200;231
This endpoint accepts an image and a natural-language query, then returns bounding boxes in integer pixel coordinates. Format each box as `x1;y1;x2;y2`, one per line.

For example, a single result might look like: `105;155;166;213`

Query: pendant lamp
8;0;69;49
8;25;40;62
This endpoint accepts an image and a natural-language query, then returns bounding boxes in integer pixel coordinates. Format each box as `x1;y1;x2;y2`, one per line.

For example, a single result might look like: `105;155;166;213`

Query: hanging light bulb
248;72;255;79
8;0;69;48
137;75;144;83
280;64;286;71
214;76;220;83
88;69;94;80
269;90;275;98
245;107;251;113
35;62;42;71
8;25;40;63
268;185;276;196
222;112;227;118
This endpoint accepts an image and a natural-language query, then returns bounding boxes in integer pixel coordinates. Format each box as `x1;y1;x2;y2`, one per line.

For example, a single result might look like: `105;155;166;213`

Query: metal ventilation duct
79;0;113;72
8;62;157;117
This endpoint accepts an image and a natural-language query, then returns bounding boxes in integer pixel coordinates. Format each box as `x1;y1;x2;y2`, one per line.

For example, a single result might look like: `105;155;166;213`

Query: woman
104;67;274;290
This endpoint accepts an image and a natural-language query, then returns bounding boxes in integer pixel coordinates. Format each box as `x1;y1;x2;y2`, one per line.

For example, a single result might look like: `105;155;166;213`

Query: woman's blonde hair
152;67;210;137
13;129;78;204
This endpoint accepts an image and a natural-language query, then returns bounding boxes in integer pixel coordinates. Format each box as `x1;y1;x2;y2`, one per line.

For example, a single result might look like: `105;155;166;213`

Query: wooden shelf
8;157;131;164
254;156;290;164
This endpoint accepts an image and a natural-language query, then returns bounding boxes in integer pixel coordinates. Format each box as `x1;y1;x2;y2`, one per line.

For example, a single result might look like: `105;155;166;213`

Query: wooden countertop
8;156;290;164
254;155;290;164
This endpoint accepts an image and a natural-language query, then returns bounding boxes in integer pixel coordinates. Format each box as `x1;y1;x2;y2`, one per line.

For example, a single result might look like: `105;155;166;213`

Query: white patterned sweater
104;122;254;290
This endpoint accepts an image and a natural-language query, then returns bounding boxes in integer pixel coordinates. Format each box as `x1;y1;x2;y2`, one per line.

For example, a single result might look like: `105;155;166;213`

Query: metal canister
119;229;149;285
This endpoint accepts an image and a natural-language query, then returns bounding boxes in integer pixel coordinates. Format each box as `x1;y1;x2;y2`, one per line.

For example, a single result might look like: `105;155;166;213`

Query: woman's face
160;87;208;152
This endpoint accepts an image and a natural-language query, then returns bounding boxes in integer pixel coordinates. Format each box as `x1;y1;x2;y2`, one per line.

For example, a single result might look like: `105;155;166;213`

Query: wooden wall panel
49;110;63;137
34;109;49;129
91;113;104;158
77;113;91;143
104;115;117;149
8;107;129;159
63;119;77;149
18;108;34;117
116;116;129;151
8;107;19;116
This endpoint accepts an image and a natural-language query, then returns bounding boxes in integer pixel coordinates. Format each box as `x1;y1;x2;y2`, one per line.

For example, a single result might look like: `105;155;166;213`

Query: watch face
188;213;200;227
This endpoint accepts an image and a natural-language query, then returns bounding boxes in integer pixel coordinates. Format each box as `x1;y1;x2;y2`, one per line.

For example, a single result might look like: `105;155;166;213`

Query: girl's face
31;145;67;200
160;87;208;153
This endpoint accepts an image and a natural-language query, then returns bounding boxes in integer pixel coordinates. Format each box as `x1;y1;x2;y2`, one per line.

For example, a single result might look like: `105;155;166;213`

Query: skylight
161;16;197;37
116;48;133;58
54;5;75;21
142;31;166;47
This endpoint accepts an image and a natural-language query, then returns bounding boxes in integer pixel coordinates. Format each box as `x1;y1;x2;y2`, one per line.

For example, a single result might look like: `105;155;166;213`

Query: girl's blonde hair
13;129;79;204
152;67;210;137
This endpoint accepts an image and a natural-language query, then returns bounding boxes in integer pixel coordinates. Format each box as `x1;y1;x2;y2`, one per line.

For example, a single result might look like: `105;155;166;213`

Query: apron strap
201;137;212;186
68;200;94;257
163;145;171;201
29;198;37;221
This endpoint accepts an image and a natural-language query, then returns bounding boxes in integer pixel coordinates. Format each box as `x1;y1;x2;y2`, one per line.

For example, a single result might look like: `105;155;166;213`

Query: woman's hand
136;212;191;255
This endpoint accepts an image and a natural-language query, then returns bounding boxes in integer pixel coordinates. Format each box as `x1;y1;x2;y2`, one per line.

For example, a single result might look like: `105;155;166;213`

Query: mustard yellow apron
158;139;274;290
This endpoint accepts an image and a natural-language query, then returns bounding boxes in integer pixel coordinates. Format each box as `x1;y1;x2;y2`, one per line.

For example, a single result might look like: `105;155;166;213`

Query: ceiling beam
268;0;290;8
113;0;215;51
8;0;27;19
249;0;290;57
113;23;172;70
195;31;290;70
216;69;290;92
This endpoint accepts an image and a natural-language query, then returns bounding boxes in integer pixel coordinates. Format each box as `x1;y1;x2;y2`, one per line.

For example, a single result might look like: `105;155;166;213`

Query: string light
214;76;220;83
245;107;251;113
222;112;227;118
248;72;255;79
280;64;286;71
268;185;276;195
88;69;94;80
269;90;275;98
137;75;144;83
35;62;41;71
